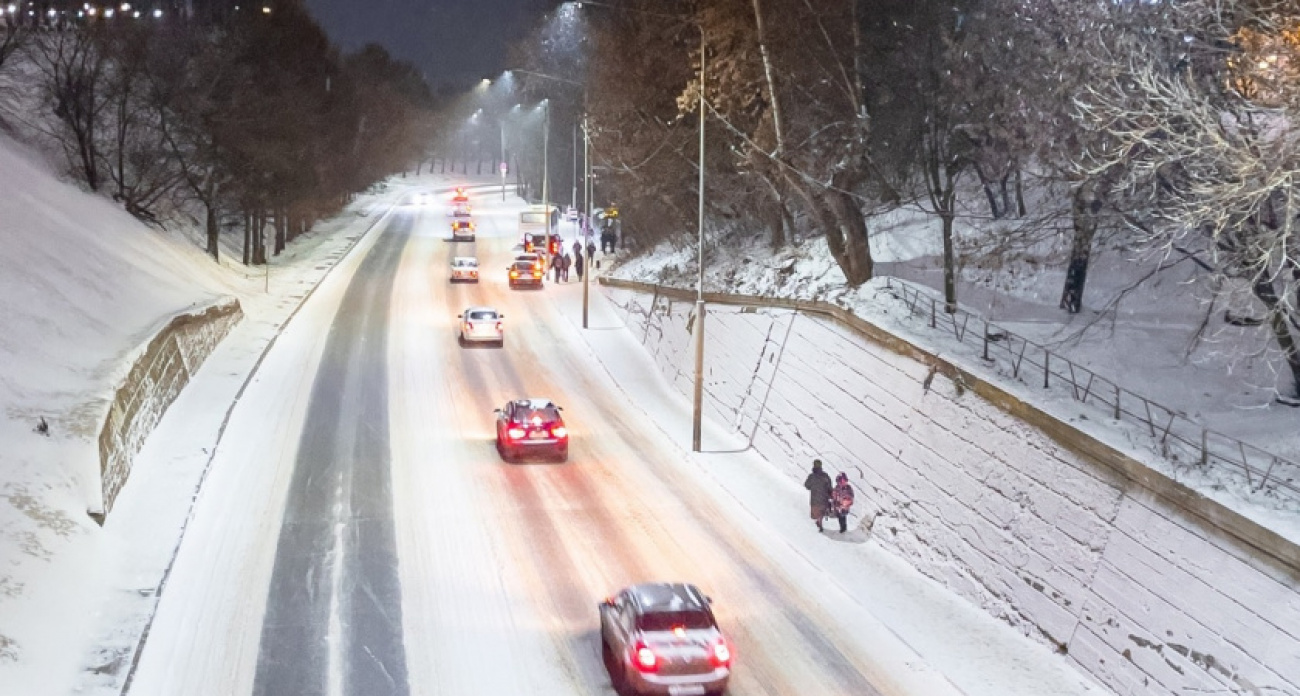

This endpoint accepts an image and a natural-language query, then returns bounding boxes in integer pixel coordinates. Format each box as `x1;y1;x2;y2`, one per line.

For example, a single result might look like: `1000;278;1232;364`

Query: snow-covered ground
610;212;1299;536
0;127;478;692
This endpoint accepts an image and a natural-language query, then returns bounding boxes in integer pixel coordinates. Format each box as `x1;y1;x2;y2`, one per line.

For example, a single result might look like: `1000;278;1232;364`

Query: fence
600;276;1300;503
880;277;1299;500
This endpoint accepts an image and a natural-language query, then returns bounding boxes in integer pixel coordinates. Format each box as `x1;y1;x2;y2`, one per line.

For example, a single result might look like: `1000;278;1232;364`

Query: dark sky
304;0;554;91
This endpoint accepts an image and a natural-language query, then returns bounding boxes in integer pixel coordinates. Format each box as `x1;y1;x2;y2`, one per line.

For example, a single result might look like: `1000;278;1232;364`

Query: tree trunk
1252;273;1300;398
274;207;287;255
242;211;251;265
205;204;219;261
941;210;957;313
1060;181;1101;314
1015;167;1026;217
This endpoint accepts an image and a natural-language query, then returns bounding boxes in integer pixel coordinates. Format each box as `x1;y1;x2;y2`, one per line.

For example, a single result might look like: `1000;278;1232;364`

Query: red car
494;398;568;462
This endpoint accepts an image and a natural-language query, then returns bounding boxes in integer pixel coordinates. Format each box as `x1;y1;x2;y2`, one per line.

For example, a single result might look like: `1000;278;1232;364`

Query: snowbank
601;278;1300;696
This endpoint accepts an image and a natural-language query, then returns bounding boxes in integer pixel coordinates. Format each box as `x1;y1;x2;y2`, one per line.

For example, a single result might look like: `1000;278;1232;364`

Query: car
508;259;544;288
514;252;544;270
451;219;476;241
494;398;567;462
450;256;479;283
413;192;431;206
599;583;731;696
458;307;503;347
521;232;563;257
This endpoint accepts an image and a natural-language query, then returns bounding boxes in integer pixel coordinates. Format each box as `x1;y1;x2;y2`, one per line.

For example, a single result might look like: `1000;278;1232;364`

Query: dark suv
494;398;568;462
599;583;731;696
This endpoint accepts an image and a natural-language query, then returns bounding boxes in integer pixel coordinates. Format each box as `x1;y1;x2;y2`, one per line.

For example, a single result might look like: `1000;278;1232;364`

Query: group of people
804;459;855;533
548;239;606;284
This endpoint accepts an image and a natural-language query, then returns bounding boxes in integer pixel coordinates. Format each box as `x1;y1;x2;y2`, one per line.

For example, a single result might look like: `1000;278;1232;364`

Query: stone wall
95;299;243;522
603;280;1300;696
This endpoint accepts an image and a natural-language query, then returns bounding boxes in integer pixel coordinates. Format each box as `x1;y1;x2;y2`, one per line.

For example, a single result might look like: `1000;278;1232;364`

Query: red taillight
550;426;567;439
710;638;731;667
495;322;503;332
632;641;658;673
463;322;472;333
507;427;527;440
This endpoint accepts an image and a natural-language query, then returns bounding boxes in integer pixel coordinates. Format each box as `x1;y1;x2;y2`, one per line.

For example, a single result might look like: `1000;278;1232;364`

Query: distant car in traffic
494;398;567;462
413;192;431;206
451;219;476;241
599;583;732;696
450;256;479;283
507;259;544;288
458;307;503;347
514;252;543;270
450;188;472;217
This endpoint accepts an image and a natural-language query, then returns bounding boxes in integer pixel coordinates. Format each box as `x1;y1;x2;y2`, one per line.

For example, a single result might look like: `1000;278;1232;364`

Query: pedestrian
601;231;613;254
552;254;562;283
831;472;855;533
587;240;597;260
561;253;571;281
574;252;585;281
803;459;833;532
572;240;582;259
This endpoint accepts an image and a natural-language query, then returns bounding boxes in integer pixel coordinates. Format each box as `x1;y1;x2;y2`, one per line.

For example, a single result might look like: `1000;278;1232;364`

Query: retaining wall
602;279;1300;696
95;299;243;522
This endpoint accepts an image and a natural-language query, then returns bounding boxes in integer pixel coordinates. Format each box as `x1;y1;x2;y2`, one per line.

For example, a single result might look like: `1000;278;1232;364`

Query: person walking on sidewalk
831;472;855;533
560;253;571;282
574;251;585;281
803;459;833;532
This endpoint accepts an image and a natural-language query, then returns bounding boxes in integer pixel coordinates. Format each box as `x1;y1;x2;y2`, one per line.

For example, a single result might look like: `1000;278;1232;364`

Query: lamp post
567;0;708;451
510;68;592;328
542;99;550;267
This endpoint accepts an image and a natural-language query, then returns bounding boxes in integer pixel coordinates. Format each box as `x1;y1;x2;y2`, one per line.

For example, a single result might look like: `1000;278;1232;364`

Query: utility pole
582;111;591;329
691;29;707;453
500;121;507;201
542;100;551;265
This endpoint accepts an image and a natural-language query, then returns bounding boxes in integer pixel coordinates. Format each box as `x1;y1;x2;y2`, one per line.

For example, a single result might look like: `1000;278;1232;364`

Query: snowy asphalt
252;214;411;696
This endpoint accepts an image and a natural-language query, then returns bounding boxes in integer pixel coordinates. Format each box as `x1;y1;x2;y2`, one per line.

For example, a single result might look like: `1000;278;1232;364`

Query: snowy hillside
609;207;1299;514
0;133;243;679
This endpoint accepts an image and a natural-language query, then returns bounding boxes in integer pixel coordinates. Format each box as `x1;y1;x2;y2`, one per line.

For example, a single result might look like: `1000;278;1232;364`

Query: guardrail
599;275;1300;501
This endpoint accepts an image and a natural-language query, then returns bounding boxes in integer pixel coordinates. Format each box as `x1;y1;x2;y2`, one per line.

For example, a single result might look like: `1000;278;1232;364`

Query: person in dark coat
560;253;571;281
572;240;583;259
574;251;585;281
803;459;833;532
552;254;563;283
831;472;855;533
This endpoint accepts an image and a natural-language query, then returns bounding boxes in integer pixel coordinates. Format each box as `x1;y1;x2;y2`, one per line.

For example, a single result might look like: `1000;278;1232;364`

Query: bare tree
1074;0;1300;397
33;27;110;190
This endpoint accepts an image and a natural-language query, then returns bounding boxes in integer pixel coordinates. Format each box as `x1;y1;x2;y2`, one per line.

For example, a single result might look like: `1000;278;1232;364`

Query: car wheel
457;334;465;347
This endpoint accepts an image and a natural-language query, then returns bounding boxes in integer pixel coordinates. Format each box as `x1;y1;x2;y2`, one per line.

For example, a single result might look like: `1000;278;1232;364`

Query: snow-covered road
123;190;1097;696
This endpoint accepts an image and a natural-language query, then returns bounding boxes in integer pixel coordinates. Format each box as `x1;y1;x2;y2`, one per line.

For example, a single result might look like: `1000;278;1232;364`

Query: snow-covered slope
0;134;238;681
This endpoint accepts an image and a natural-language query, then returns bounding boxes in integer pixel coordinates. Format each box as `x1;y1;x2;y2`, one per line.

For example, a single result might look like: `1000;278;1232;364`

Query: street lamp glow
153;8;162;17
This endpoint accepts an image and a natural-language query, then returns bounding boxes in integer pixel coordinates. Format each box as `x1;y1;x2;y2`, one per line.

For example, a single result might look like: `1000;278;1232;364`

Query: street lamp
567;0;708;451
510;68;593;329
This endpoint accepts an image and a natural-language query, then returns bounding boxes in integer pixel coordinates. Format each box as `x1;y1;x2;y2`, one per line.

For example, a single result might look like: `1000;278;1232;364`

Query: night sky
304;0;555;91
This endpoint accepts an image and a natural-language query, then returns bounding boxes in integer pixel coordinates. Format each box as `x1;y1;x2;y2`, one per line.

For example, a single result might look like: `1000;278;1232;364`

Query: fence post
1043;351;1051;388
930;298;937;328
982;320;989;361
1201;428;1209;467
1114;386;1121;420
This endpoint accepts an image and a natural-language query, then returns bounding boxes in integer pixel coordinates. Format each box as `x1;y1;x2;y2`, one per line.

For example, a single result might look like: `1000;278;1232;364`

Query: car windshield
637;610;713;632
467;310;497;321
512;262;537;271
518;408;560;424
454;260;476;268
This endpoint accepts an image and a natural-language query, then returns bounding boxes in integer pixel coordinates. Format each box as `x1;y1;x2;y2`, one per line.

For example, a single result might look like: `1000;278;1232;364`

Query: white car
450;256;479;283
413;192;430;206
458;307;504;347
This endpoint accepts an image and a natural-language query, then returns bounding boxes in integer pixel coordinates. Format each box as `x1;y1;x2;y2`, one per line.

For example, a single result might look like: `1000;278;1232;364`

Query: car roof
625;583;708;613
512;398;557;410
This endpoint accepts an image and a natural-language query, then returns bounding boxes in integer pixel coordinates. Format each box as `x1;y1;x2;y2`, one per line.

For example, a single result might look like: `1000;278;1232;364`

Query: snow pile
0;134;240;685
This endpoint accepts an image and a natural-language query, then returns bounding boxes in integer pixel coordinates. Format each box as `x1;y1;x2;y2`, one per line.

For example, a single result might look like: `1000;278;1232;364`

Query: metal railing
881;277;1300;500
600;275;1300;502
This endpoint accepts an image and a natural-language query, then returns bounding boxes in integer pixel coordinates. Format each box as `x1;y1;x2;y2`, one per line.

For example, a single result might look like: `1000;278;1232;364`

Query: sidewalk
548;270;1107;696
